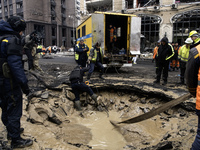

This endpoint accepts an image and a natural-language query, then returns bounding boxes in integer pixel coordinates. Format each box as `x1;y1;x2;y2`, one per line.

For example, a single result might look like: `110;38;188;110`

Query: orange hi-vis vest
196;44;200;110
153;46;158;59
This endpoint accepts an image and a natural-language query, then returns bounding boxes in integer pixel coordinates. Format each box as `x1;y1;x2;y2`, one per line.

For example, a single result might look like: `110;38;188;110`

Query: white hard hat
185;37;193;44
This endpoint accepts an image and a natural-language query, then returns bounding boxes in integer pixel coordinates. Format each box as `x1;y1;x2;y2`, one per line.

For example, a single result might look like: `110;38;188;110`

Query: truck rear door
92;14;105;49
130;16;141;55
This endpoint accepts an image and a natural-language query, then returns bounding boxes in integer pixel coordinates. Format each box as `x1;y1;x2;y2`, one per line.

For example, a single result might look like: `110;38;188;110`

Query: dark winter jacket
156;37;174;63
75;43;89;62
70;66;90;84
0;20;28;93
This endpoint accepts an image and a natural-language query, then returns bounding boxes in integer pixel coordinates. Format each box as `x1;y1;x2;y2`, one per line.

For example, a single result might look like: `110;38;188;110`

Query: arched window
172;9;200;45
138;14;161;52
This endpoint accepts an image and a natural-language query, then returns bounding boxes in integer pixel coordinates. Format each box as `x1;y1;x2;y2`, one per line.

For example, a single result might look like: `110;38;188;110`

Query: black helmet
7;16;26;32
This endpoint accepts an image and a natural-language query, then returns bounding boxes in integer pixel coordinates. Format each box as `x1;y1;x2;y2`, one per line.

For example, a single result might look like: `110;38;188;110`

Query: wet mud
0;59;197;150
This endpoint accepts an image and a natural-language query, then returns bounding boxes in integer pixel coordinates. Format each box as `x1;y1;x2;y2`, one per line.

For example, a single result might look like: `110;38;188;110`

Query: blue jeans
192;110;200;150
71;82;94;101
89;61;104;75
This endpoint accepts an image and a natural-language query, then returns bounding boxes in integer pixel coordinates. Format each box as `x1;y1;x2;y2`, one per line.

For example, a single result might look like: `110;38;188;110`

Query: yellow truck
76;12;141;68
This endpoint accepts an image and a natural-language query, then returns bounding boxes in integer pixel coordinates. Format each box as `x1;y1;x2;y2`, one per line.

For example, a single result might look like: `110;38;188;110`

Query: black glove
152;59;154;63
22;84;30;96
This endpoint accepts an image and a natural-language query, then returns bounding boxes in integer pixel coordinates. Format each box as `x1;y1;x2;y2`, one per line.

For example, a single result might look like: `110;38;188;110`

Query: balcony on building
62;13;66;18
51;20;57;24
61;4;66;10
51;10;56;17
51;0;56;6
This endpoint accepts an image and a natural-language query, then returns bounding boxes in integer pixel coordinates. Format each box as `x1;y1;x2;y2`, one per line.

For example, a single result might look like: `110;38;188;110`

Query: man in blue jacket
0;16;33;148
75;40;89;67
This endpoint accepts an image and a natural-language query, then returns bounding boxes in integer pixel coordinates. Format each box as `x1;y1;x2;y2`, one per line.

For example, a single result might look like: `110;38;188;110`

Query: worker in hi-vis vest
75;39;89;67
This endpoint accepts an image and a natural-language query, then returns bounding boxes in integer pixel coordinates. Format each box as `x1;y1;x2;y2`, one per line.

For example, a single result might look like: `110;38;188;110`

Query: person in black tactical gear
0;16;33;148
70;65;98;111
153;37;174;85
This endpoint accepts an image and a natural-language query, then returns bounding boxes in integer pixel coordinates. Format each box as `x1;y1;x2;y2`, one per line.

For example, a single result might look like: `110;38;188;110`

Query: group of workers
153;30;200;85
70;39;105;111
152;30;200;149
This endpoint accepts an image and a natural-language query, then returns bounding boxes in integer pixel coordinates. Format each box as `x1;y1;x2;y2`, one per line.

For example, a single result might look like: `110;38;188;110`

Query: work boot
87;73;91;80
91;94;98;103
74;101;82;111
11;137;33;149
7;128;24;140
99;75;105;80
153;80;160;84
162;81;167;86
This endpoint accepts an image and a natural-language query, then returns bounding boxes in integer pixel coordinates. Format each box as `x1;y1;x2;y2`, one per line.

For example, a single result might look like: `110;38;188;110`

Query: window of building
82;25;86;37
172;9;200;45
77;29;80;38
51;16;56;21
52;39;56;45
9;4;12;11
0;8;2;13
4;0;7;3
34;24;45;38
16;3;22;9
4;6;7;12
61;0;65;4
125;0;133;9
52;27;56;36
138;14;161;52
62;28;66;37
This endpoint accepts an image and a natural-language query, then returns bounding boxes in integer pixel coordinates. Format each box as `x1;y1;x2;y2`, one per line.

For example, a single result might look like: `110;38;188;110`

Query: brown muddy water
0;87;198;150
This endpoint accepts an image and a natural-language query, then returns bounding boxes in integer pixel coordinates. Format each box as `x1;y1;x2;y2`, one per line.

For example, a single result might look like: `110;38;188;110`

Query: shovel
110;93;192;126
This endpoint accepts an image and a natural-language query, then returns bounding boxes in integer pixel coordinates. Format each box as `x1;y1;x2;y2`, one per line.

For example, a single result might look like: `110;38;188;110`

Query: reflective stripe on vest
75;44;80;60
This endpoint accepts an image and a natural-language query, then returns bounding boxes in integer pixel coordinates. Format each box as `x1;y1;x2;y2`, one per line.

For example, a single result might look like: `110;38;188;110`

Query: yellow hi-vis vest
90;47;103;62
75;44;87;60
37;45;43;49
178;45;190;62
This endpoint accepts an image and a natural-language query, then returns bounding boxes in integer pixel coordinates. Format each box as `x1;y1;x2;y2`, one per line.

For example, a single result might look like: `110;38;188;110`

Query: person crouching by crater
69;65;98;111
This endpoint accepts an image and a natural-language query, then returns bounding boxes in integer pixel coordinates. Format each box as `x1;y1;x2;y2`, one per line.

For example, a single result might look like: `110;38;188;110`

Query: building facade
80;0;200;51
0;0;79;48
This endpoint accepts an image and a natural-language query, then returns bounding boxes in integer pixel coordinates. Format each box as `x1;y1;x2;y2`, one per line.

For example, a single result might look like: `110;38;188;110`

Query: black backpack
185;47;199;97
69;67;81;82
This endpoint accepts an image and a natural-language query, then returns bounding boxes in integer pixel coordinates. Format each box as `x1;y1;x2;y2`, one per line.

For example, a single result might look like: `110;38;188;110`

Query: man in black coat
154;37;174;85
